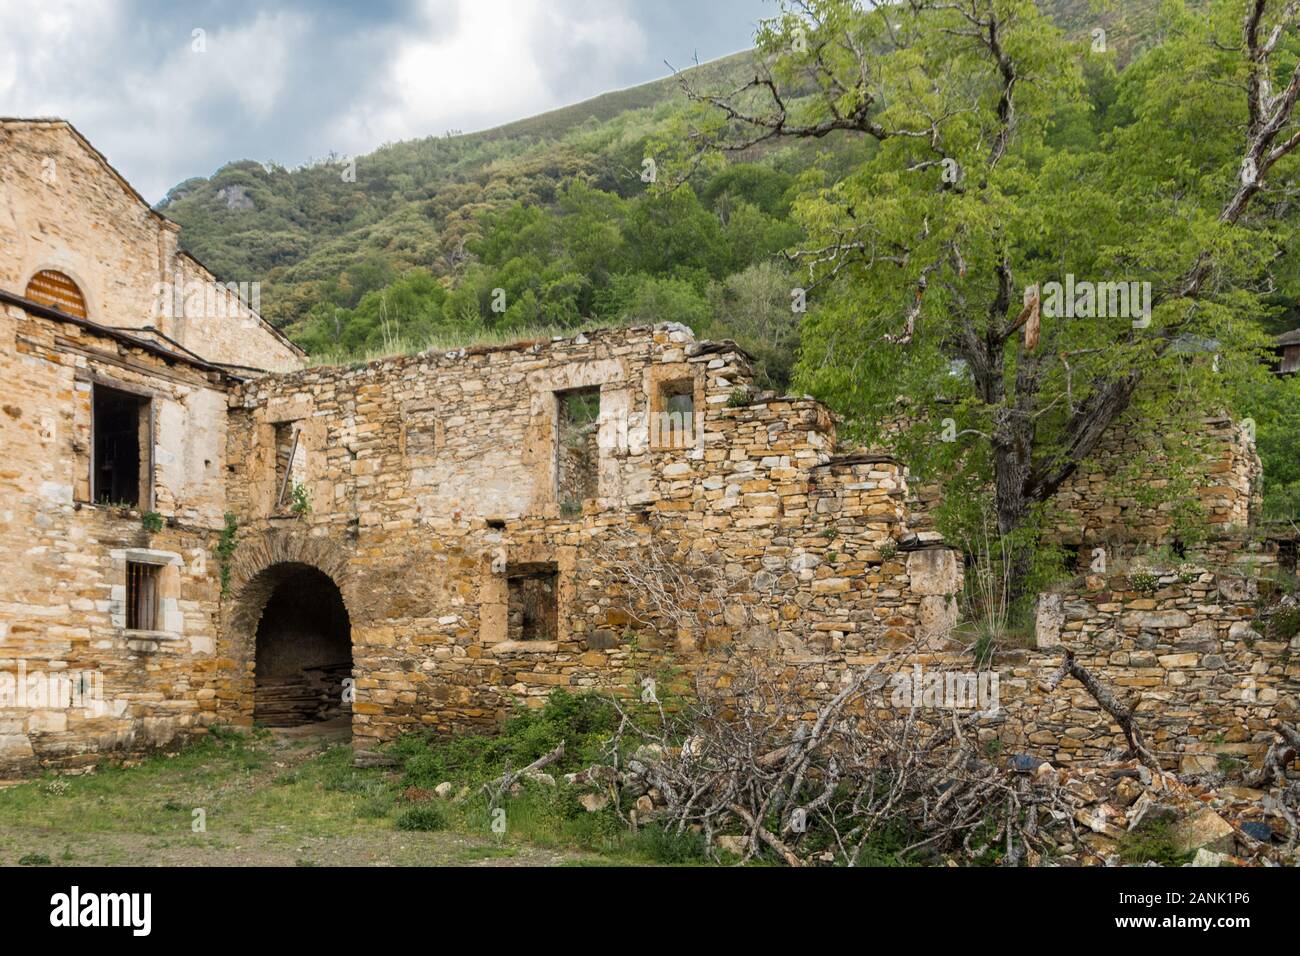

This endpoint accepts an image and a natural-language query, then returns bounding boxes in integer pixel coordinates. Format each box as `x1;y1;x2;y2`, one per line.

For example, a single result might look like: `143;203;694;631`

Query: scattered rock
1115;777;1143;807
1009;754;1048;773
563;765;617;787
434;782;454;799
631;744;664;764
716;835;748;856
1238;821;1274;844
1171;808;1236;855
579;792;609;813
1190;848;1231;867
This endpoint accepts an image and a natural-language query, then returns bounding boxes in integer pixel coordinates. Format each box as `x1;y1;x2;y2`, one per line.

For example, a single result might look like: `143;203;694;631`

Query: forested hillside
157;1;1170;365
158;0;1299;523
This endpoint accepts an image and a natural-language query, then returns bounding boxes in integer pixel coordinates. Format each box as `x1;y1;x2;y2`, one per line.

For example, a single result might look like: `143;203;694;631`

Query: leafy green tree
678;0;1300;591
707;261;801;389
619;276;713;330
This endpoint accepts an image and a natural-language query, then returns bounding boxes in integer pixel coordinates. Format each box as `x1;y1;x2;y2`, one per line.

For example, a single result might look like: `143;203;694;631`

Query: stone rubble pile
1003;755;1297;867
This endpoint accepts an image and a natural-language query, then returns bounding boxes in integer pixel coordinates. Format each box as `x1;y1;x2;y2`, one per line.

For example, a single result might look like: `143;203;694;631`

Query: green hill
157;3;1169;353
157;52;764;335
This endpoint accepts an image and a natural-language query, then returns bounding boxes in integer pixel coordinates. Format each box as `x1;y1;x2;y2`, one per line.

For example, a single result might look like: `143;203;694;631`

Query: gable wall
0;122;302;372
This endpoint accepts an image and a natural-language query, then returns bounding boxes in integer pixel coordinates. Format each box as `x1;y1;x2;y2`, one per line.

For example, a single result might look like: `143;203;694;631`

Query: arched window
25;270;87;318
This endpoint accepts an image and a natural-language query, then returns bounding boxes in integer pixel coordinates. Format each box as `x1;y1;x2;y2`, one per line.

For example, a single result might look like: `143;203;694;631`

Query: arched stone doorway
252;563;352;727
222;532;358;731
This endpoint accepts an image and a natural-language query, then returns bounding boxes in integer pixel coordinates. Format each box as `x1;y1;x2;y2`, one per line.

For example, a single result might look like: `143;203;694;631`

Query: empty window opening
508;564;558;642
93;385;150;507
652;379;697;449
273;422;306;511
1280;539;1298;574
26;270;87;318
126;561;161;631
254;565;352;727
557;387;600;515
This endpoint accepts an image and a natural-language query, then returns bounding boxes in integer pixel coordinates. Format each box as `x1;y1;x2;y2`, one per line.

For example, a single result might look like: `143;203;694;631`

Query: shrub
727;387;752;408
1118;821;1189;866
290;483;312;515
400;690;619;789
394;804;449;832
627;825;708;864
356;794;397;819
1271;605;1300;641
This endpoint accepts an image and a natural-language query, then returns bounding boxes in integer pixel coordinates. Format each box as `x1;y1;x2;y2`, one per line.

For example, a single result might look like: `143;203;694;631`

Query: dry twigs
604;660;1073;866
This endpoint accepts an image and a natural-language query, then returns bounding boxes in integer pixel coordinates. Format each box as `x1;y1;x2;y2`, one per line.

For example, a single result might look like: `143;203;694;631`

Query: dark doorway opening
93;385;150;506
254;565;353;727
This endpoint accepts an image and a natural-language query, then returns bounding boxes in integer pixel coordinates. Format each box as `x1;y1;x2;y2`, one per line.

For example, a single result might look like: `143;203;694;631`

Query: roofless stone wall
222;325;963;747
6;316;1292;776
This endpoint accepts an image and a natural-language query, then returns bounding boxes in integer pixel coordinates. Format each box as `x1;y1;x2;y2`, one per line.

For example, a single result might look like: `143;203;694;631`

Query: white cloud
338;0;647;150
0;0;754;202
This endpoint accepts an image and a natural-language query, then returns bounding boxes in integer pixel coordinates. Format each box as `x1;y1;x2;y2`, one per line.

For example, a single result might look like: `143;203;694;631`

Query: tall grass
308;321;629;369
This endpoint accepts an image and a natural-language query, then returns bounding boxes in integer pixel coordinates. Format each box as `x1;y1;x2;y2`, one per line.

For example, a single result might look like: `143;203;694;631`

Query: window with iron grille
126;561;161;631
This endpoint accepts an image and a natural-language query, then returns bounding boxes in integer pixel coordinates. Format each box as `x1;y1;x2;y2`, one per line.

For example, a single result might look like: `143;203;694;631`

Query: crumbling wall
222;325;963;748
1003;571;1299;770
1050;414;1262;557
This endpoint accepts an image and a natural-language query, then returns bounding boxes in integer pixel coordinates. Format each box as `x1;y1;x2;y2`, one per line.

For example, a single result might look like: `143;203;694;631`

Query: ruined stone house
1;121;1292;776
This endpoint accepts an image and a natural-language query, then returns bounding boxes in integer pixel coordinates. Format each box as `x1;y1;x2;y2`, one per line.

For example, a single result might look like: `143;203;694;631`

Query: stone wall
1004;571;1299;770
221;325;964;748
0;305;235;771
4;306;1291;777
1050;414;1262;558
887;407;1263;566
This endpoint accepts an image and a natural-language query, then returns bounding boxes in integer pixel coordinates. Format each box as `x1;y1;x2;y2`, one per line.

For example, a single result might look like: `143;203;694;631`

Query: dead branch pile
603;661;1077;866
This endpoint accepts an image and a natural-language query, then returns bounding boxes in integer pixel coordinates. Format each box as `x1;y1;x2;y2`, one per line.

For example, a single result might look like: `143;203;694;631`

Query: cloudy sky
1;0;772;202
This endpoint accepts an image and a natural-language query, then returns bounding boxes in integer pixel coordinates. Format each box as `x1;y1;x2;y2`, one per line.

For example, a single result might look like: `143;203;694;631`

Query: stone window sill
121;629;177;642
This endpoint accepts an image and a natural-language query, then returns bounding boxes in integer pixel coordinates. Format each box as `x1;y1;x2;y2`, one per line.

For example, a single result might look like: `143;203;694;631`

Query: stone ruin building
1;119;1295;777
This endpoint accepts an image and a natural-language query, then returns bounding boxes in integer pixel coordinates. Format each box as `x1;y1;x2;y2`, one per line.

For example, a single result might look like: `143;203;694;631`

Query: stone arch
222;531;358;727
224;531;356;636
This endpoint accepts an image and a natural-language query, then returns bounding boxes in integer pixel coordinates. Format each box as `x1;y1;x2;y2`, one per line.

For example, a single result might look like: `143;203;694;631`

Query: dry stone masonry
1;119;1294;781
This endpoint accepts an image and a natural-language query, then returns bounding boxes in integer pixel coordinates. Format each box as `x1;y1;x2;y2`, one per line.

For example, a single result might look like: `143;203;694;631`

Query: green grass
1117;821;1195;866
0;730;401;864
0;689;963;867
394;804;449;832
310;322;607;368
0;711;707;866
